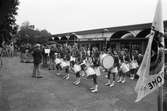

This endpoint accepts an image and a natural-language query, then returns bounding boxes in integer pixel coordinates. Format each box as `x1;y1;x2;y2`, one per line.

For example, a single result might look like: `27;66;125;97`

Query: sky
15;0;167;34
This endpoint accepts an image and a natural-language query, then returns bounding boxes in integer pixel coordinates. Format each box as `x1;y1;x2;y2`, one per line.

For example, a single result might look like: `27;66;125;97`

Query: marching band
31;43;142;93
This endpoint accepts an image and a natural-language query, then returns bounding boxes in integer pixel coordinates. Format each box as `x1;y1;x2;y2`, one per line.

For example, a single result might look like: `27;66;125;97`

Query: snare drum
100;54;114;69
120;62;129;73
55;58;61;64
94;67;101;76
60;60;70;68
73;64;81;73
85;67;96;77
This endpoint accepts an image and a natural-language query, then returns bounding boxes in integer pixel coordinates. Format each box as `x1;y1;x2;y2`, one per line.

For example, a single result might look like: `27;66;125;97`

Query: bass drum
100;54;114;69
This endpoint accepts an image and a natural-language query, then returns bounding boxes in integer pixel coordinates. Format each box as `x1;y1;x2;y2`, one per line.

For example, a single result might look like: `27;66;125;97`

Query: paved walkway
0;57;157;111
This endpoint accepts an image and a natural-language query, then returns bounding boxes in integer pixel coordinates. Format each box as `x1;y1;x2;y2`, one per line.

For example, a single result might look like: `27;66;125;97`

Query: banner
135;0;164;102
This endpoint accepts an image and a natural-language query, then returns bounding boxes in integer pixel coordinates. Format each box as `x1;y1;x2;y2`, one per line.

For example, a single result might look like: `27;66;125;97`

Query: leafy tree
0;0;19;44
16;21;52;45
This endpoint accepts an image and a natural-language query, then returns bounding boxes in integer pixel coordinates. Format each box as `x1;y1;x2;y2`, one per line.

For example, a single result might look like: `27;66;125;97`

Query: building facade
52;21;167;54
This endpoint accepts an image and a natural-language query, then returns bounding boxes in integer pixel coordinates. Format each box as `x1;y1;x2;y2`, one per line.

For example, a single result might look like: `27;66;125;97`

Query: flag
135;0;164;102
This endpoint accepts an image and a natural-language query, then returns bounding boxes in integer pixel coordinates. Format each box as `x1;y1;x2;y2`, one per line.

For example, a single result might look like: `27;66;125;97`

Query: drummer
70;59;82;85
55;53;62;75
62;52;71;80
81;64;99;93
105;50;119;87
117;54;130;83
129;52;139;80
92;47;100;68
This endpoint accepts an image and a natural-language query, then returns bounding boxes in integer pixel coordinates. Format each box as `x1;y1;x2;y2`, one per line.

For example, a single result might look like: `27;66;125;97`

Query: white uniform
61;60;70;68
111;67;118;74
85;67;96;76
120;62;129;73
55;58;61;64
129;60;139;70
94;67;101;76
73;64;81;73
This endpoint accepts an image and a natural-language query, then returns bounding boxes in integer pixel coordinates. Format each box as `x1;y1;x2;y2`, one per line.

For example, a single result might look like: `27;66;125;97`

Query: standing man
48;46;56;70
32;44;43;78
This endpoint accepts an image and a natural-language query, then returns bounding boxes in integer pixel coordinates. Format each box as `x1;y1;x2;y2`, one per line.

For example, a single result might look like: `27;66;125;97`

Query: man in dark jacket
32;44;43;78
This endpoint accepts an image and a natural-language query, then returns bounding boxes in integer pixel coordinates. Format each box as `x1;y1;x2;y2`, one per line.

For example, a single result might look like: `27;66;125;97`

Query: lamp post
58;36;61;44
66;34;70;46
103;28;109;51
72;33;77;46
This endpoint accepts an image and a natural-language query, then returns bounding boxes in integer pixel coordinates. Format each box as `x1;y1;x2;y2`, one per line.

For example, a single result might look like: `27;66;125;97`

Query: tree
16;21;52;45
0;0;19;44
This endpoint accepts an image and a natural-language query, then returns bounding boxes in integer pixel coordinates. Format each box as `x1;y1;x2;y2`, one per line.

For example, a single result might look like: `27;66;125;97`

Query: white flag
135;0;164;102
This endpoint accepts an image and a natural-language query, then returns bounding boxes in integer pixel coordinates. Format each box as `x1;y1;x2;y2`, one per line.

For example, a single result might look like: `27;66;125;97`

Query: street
0;57;158;111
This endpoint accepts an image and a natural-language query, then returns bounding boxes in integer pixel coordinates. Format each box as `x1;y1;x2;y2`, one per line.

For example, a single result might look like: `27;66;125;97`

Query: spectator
32;44;43;78
49;46;56;70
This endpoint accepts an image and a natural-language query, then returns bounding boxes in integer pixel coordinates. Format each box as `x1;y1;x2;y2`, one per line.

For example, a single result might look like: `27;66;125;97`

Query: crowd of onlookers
0;42;15;57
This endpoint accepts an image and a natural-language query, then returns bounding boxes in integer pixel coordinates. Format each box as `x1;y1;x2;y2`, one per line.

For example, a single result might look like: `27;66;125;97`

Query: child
55;53;62;75
81;64;99;93
105;51;119;87
118;59;129;83
61;59;70;80
117;54;129;83
129;56;139;80
70;61;82;85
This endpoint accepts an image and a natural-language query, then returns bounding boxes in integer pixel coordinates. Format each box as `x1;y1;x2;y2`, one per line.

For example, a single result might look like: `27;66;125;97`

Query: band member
117;55;129;83
63;64;70;80
105;51;119;87
129;55;139;80
86;56;93;67
80;48;87;62
81;64;99;93
92;47;100;67
55;53;62;75
70;60;82;85
62;53;70;80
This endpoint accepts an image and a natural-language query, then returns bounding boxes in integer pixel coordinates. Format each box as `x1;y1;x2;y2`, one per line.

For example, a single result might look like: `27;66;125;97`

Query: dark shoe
36;75;43;78
32;75;36;78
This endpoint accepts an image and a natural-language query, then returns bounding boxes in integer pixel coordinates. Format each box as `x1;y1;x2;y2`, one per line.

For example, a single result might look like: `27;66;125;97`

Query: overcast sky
16;0;167;34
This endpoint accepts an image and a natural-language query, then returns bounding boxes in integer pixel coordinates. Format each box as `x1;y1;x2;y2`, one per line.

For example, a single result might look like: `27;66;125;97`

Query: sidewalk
0;57;158;111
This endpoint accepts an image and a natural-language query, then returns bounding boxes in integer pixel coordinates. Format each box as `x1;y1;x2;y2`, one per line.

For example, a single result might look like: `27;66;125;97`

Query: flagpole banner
135;0;164;102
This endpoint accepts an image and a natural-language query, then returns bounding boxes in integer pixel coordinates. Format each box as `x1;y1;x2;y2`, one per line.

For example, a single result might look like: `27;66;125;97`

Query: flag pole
134;0;165;105
158;86;163;111
154;0;164;110
158;33;164;111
